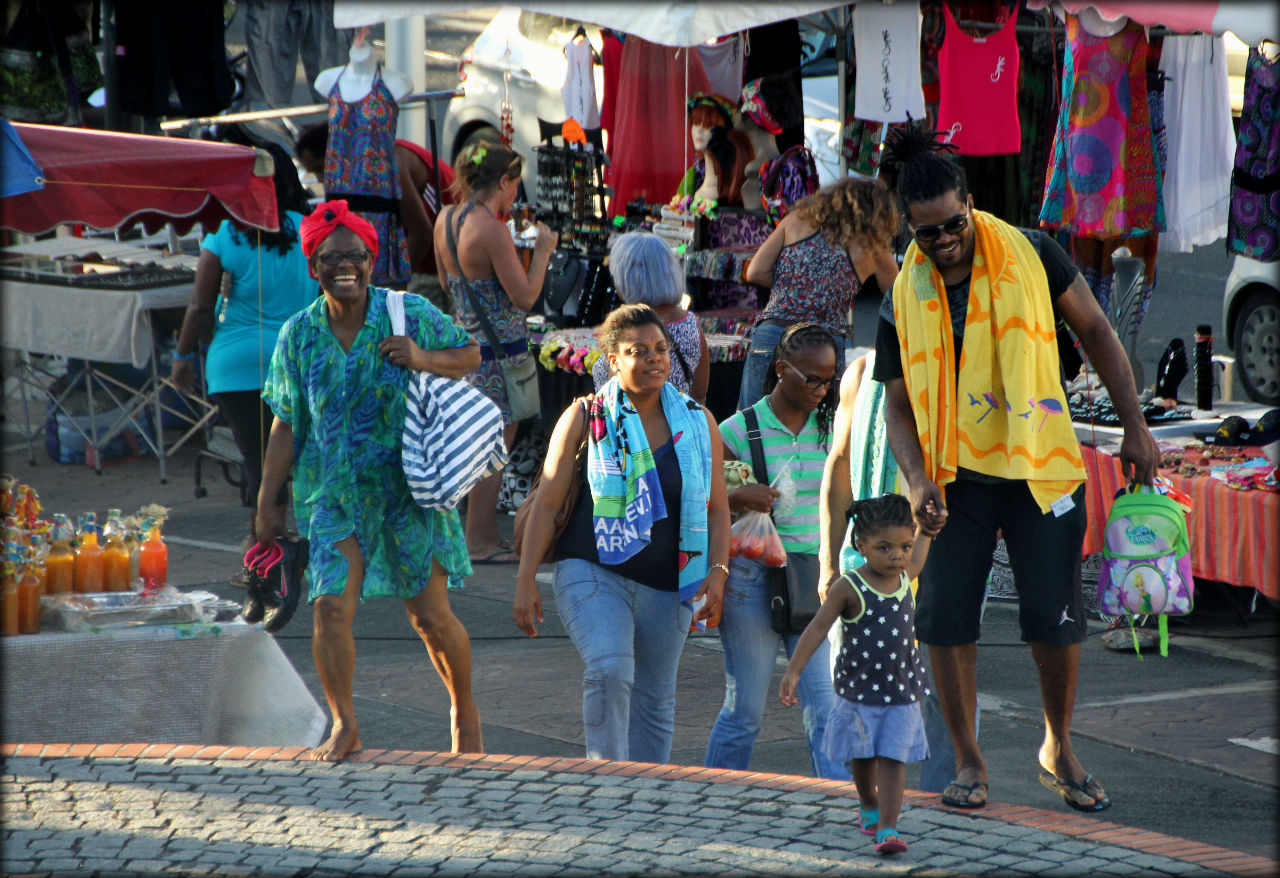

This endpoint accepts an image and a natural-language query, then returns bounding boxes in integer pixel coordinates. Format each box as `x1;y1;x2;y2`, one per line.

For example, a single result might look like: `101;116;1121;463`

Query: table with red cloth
1080;444;1279;599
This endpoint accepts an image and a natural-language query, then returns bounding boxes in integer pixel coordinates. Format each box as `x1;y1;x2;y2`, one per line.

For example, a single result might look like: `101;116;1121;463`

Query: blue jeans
737;321;846;411
553;558;693;763
704;557;850;780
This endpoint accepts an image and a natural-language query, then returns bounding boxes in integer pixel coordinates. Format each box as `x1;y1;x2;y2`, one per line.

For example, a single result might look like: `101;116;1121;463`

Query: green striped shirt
719;398;827;553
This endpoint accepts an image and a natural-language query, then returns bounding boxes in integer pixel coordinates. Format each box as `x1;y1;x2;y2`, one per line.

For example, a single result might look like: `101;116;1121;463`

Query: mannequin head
685;93;754;206
739;74;802;135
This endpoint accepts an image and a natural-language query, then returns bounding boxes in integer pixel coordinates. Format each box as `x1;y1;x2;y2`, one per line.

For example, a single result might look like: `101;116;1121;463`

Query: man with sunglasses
870;122;1157;814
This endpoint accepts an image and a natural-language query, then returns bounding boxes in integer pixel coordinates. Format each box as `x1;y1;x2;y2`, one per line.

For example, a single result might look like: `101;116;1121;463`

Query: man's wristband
172;350;195;362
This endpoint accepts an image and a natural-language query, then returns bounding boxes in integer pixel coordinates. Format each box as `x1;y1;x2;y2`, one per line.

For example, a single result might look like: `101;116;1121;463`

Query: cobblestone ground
5;747;1275;877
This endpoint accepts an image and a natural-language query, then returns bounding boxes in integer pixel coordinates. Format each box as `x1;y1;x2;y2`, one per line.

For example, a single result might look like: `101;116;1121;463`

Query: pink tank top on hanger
936;3;1021;155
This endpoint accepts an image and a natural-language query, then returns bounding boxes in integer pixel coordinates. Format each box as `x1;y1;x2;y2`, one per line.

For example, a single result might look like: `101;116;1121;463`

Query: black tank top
554;436;682;590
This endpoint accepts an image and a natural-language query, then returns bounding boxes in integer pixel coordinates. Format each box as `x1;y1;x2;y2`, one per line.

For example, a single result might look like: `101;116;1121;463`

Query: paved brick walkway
4;743;1277;877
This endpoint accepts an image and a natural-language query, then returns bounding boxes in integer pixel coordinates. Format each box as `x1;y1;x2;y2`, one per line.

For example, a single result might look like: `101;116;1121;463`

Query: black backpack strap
741;406;771;511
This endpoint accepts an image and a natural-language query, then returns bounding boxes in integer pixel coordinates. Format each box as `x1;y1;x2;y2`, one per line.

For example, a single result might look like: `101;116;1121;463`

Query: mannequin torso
740;119;779;209
314;44;412;104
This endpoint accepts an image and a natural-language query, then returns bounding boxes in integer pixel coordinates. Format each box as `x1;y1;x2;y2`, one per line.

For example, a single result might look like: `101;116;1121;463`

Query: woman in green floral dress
256;200;483;762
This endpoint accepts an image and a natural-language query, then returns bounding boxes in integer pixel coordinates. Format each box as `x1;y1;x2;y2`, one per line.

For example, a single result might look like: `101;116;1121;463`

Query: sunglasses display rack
534;141;611;254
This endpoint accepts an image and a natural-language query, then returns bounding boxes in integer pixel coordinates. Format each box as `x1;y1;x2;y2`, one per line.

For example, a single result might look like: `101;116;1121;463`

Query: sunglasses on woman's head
909;212;969;243
316;250;370;266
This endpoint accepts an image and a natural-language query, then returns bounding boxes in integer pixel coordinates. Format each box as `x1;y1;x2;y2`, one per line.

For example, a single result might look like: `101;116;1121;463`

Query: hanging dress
1039;15;1163;239
325;64;412;289
1228;47;1280;262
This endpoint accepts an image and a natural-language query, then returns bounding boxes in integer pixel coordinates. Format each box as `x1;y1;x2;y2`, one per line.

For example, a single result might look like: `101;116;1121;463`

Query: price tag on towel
1050;493;1076;518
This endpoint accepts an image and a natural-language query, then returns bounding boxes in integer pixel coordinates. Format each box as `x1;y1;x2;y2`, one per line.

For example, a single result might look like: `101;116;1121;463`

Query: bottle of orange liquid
138;522;168;591
102;509;130;592
2;545;20;636
123;521;141;585
19;536;44;633
46;514;75;595
73;512;105;593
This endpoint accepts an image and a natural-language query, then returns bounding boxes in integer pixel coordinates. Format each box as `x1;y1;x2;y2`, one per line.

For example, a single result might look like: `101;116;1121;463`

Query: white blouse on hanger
852;0;926;124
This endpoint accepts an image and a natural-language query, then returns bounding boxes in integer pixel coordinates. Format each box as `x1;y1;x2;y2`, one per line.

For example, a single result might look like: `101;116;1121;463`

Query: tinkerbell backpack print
1097;483;1194;657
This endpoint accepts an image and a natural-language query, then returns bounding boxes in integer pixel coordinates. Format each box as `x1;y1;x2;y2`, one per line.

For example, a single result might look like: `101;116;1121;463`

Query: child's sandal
875;828;908;855
858;807;879;836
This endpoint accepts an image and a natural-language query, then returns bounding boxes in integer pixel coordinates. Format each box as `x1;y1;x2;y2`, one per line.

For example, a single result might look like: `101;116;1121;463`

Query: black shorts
915;477;1088;647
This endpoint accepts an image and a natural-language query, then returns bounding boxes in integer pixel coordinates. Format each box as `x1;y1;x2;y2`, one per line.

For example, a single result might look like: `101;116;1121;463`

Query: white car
1223;254;1280;405
441;8;842;203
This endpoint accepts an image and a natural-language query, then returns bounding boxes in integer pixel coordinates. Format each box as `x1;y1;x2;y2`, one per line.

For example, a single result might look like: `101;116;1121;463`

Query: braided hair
847;494;914;542
762;322;839;448
879;119;968;214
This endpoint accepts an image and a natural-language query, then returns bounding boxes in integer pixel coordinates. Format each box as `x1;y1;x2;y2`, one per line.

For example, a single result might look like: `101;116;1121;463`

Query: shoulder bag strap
446;202;511;361
741;406;773;521
671;336;692;384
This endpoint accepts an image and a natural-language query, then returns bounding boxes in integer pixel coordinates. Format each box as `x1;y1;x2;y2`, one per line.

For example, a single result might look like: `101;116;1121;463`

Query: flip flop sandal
262;537;308;634
940;780;988;809
874;829;908;855
1038;769;1112;812
858;807;879;836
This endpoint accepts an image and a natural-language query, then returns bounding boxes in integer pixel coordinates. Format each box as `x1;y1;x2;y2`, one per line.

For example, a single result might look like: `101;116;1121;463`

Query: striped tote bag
387;291;508;511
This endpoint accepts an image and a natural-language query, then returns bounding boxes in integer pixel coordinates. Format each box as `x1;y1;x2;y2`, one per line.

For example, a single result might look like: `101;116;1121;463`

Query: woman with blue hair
592;231;708;403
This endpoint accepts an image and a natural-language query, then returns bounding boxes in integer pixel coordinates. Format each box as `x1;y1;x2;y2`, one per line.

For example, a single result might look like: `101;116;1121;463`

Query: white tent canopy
334;1;845;47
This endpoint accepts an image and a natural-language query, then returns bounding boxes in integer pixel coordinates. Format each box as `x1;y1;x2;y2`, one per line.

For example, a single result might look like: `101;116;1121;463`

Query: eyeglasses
909;212;969;243
780;360;836;391
316;250;371;267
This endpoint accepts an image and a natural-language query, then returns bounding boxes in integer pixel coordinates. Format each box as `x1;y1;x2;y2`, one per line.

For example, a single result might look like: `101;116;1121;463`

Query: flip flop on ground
1038;769;1112;812
940;780;988;808
470;549;520;564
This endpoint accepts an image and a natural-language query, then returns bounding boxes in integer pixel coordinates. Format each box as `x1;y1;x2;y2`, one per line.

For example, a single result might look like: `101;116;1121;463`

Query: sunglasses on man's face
909;212;969;243
316;250;371;267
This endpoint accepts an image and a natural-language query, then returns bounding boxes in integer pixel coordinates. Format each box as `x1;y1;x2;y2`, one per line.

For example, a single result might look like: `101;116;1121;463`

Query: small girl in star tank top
780;493;945;855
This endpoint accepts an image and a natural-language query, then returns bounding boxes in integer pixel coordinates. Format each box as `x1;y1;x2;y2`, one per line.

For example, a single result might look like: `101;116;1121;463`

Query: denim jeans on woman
553;558;693;763
737;320;847;411
704;556;851;779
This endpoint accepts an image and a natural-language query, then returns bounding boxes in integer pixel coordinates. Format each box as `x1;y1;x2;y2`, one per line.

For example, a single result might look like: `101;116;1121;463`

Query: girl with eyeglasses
739;177;900;411
435;140;559;565
704;322;850;781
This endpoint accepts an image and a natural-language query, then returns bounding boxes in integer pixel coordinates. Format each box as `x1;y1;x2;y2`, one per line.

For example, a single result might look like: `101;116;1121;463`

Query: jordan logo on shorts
1058;607;1075;626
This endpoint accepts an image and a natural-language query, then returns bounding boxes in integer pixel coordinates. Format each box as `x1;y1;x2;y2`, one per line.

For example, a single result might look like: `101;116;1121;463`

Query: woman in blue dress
256;200;483;762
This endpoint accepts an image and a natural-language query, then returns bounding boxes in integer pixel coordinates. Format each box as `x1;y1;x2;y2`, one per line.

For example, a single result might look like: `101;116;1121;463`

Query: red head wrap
299;199;379;261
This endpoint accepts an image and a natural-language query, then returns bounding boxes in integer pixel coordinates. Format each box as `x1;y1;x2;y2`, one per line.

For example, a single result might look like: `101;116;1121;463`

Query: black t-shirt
872;229;1080;383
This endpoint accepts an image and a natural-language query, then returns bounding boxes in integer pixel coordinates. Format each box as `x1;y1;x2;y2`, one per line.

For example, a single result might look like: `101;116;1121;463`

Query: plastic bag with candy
729;510;787;567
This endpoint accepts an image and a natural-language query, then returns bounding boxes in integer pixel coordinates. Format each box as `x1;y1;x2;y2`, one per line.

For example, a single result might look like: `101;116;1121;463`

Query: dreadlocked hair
847;494;914;542
879;119;968;214
762;322;839;448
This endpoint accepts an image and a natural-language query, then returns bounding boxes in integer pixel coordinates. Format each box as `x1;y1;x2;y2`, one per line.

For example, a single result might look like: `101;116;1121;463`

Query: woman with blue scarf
514;304;731;763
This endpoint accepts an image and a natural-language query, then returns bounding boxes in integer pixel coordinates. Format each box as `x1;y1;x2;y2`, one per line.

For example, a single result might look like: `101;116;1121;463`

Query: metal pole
836;4;848;179
102;0;123;131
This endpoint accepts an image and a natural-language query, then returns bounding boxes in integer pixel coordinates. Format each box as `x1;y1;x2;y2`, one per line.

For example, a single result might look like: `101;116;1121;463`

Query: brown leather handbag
512;398;590;565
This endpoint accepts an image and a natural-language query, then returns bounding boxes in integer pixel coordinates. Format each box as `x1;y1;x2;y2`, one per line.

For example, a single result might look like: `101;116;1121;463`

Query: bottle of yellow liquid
122;522;141;585
73;512;105;594
1;546;20;636
138;522;168;590
46;514;75;595
19;536;44;633
102;509;130;592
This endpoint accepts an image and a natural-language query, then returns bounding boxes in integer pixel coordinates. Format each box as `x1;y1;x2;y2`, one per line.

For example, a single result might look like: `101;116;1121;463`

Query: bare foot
307;724;362;762
451;704;484;753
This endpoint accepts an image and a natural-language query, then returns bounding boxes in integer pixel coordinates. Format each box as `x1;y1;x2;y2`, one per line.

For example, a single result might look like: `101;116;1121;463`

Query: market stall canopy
0;119;43;199
0;124;278;237
1026;0;1277;43
333;1;846;47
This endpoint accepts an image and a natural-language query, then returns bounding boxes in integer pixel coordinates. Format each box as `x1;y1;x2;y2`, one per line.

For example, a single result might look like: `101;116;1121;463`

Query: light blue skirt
822;696;930;764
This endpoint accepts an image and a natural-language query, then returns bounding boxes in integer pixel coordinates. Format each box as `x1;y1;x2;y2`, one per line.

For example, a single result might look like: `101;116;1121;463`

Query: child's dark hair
598;303;674;354
879;119;968;213
847;494;914;541
452;140;523;200
762;322;839;448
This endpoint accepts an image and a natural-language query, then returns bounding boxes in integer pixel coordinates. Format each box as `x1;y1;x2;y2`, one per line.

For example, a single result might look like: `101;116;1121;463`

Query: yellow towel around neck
892;210;1084;514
